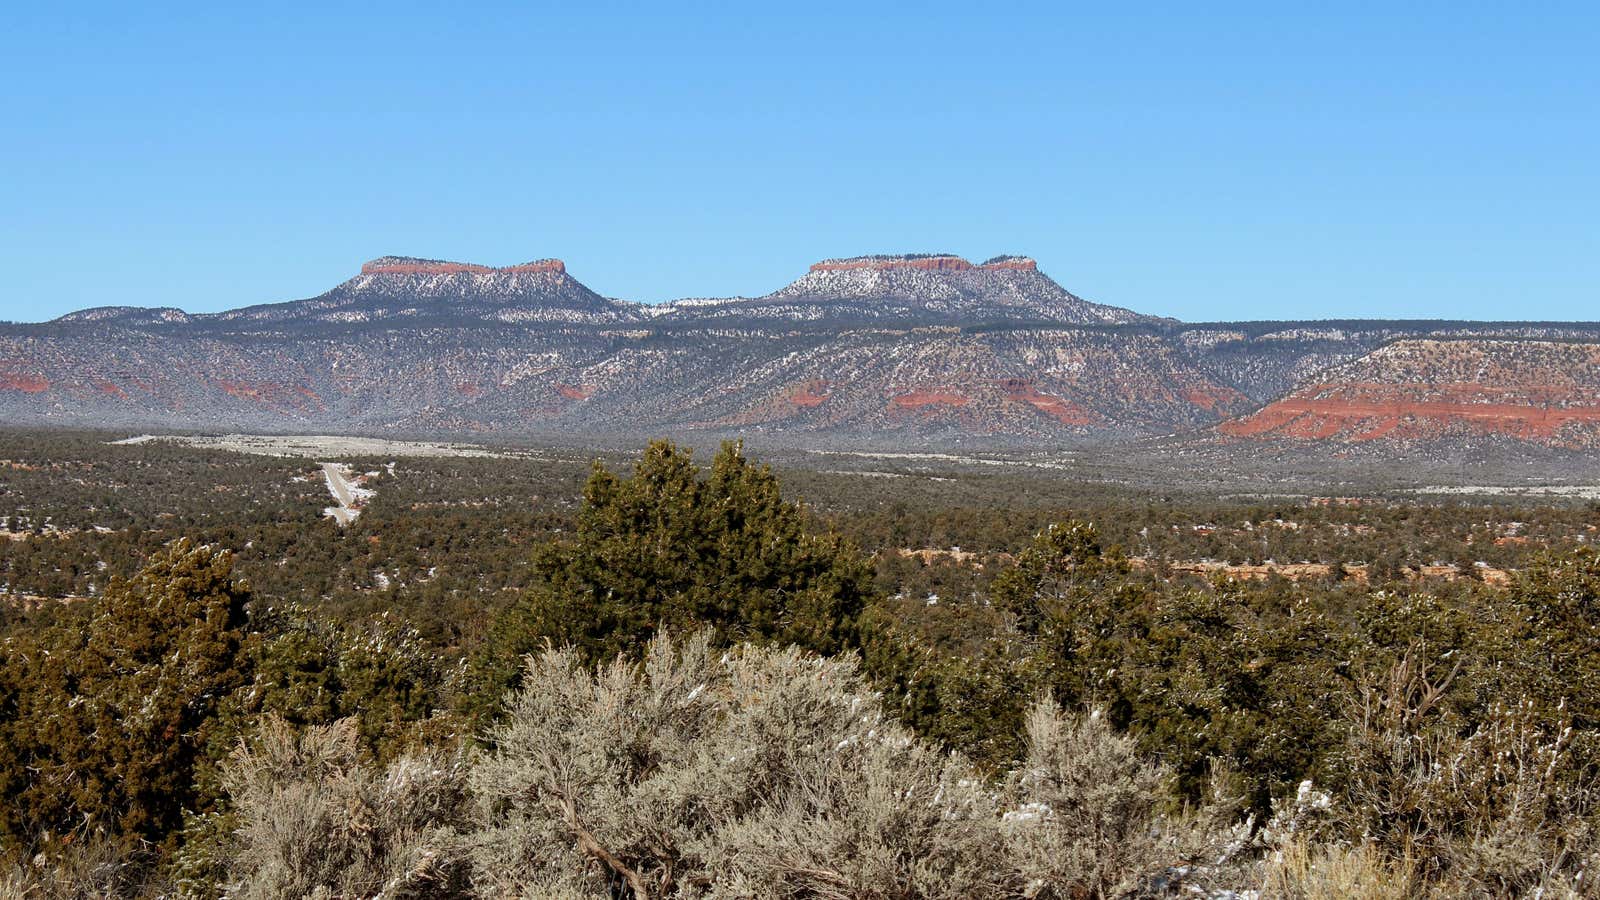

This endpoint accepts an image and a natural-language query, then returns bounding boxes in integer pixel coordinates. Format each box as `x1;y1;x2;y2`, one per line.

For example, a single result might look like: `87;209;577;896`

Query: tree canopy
475;440;874;706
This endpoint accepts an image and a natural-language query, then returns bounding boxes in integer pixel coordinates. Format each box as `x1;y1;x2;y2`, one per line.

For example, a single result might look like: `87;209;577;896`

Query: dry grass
1261;839;1417;900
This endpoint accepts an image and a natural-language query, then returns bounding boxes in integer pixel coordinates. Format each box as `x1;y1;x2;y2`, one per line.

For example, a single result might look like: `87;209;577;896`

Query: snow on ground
112;433;529;459
320;462;375;526
1410;484;1600;500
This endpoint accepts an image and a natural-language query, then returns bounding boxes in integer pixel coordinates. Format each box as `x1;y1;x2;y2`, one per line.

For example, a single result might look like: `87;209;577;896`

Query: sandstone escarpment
1219;340;1600;449
360;257;567;276
722;253;1150;326
207;255;630;327
807;254;1038;273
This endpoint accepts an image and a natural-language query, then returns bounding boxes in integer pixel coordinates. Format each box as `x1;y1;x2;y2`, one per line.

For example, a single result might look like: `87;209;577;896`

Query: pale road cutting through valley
320;462;360;525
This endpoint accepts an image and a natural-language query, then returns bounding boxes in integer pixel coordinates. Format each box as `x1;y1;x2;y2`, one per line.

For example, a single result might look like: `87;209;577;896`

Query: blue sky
3;3;1595;323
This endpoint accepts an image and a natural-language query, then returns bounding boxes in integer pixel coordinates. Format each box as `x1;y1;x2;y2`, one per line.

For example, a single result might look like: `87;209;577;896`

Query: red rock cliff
361;258;565;276
807;255;1038;274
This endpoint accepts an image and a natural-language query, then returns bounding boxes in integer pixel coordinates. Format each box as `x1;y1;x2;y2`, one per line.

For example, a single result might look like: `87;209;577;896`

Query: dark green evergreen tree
2;539;251;852
475;440;873;706
1511;548;1600;751
220;606;447;764
989;521;1140;707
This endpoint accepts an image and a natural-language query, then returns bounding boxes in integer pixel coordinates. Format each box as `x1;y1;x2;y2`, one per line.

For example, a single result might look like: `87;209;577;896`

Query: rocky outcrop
687;253;1152;326
0;372;49;393
891;390;971;408
209;256;630;327
360;257;566;276
1219;340;1600;448
361;257;497;276
807;254;1038;273
979;256;1039;271
1000;378;1096;425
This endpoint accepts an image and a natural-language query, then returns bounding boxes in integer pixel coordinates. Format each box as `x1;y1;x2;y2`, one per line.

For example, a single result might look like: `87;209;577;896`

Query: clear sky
3;3;1596;323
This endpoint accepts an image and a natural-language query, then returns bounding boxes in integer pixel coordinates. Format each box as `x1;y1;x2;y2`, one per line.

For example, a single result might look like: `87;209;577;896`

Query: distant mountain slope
54;257;642;329
5;254;1600;453
1218;339;1600;449
660;254;1154;326
54;306;195;326
214;256;646;326
436;327;1255;441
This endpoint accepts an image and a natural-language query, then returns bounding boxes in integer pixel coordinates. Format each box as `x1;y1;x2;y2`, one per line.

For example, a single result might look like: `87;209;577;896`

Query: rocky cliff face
805;254;1036;273
8;256;1600;453
201;257;639;326
663;254;1153;326
358;257;567;276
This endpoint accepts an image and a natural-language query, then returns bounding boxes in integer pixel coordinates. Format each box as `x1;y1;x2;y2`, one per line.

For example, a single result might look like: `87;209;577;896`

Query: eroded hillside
4;255;1599;452
1219;339;1600;448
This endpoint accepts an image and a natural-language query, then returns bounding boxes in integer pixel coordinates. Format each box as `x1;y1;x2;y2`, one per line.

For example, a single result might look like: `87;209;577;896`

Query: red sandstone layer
213;379;325;412
789;380;832;407
1222;383;1600;443
808;256;1036;273
999;378;1095;425
891;390;971;408
1184;385;1248;413
361;259;566;276
0;373;49;393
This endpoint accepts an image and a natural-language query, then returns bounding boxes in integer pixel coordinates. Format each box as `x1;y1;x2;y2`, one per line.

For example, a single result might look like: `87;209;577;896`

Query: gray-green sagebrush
190;630;1245;899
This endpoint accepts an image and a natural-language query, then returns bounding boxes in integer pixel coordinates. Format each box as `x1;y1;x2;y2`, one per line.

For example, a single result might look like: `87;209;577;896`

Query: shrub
1;832;173;899
470;631;1230;899
1003;701;1241;898
469;631;1002;897
204;715;470;900
1330;645;1598;893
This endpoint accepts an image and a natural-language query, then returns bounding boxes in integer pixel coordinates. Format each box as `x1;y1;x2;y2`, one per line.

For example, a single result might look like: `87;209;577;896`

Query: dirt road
321;462;361;525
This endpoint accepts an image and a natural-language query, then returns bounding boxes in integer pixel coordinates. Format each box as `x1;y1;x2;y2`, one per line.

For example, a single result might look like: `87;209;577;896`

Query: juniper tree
474;440;873;707
1;539;252;853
